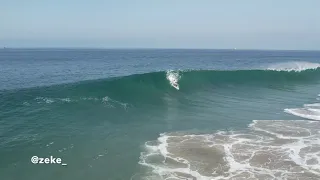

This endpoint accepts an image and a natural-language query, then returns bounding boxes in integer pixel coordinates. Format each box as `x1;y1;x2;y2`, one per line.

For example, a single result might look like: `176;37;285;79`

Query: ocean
0;49;320;180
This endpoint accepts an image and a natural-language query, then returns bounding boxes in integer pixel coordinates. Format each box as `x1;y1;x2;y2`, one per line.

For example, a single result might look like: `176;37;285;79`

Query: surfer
171;79;179;90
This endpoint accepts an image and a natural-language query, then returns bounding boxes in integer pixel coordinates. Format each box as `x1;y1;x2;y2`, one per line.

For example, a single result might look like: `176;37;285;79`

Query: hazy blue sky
1;0;320;49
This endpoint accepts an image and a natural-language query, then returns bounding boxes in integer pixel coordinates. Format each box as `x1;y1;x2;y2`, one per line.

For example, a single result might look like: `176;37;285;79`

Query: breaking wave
266;61;320;72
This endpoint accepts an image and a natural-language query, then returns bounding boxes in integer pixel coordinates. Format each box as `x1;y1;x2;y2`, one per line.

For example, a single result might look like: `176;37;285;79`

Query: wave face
2;67;319;108
165;68;320;90
2;66;320;117
104;64;320;91
48;67;320;92
80;67;320;101
2;61;320;96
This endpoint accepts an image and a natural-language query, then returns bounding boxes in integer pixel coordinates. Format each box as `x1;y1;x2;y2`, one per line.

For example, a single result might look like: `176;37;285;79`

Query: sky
1;0;320;50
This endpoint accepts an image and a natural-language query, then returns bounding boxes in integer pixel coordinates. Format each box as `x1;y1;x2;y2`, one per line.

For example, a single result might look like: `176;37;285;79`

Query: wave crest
266;61;320;72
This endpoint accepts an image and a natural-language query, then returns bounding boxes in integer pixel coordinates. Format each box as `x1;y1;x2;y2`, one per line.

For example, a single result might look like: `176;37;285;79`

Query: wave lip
139;120;320;180
266;61;320;72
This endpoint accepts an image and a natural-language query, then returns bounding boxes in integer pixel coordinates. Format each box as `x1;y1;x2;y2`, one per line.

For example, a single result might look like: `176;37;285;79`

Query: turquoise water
1;49;320;180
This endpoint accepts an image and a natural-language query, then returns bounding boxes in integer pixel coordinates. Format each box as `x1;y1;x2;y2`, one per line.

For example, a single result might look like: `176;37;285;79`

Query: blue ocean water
0;49;320;180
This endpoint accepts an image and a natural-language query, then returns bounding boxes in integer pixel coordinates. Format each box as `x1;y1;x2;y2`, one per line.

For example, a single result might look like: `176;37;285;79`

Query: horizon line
1;47;320;52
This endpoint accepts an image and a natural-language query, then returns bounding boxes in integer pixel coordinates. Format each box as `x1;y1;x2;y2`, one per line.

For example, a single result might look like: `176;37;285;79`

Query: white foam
102;96;130;110
166;70;180;90
266;61;320;72
22;102;30;106
139;134;213;180
285;108;320;121
35;97;55;104
140;120;320;180
304;103;320;108
102;96;110;103
285;94;320;121
80;97;99;101
35;97;74;104
31;96;130;109
59;98;71;102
